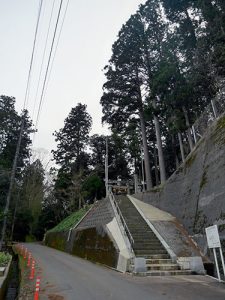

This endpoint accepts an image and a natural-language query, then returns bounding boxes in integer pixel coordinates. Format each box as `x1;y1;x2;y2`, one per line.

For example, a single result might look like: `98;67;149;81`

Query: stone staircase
115;195;192;276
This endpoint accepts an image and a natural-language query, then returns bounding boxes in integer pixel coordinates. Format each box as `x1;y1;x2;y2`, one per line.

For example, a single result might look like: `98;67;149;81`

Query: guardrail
109;192;134;253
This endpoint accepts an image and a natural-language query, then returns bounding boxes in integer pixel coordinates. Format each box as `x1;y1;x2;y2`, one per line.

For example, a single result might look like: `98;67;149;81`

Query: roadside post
205;225;225;281
27;252;32;267
30;259;36;280
34;276;41;300
23;248;26;259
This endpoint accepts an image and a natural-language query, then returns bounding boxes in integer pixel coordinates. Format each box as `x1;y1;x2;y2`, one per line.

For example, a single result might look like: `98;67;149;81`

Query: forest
0;0;225;242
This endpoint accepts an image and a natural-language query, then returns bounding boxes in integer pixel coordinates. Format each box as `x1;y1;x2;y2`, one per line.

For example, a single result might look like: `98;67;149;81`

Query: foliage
0;95;35;244
100;0;225;185
52;103;93;214
82;174;104;201
0;252;11;266
20;160;45;223
12;208;33;241
48;206;90;233
52;103;92;171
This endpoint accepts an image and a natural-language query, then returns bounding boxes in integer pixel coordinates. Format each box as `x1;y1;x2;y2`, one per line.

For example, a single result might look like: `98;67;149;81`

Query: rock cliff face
135;115;225;253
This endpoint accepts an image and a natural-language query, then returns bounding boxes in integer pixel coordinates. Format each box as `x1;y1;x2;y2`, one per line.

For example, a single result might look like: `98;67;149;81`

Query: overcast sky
0;0;145;153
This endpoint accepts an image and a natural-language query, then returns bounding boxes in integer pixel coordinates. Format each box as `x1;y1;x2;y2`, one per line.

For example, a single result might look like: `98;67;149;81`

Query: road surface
24;243;225;300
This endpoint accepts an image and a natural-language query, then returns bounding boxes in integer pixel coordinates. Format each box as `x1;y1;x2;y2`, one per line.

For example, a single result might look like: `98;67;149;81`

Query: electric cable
33;0;64;141
44;0;70;101
32;0;57;121
33;0;70;143
23;0;43;110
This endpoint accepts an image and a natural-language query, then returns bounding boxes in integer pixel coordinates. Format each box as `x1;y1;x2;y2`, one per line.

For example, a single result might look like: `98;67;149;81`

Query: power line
33;0;70;142
32;0;57;121
44;0;70;100
23;0;44;110
33;0;65;141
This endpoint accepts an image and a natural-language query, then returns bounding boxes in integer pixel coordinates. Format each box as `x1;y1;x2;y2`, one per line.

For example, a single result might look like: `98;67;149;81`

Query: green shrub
25;235;36;242
0;252;11;267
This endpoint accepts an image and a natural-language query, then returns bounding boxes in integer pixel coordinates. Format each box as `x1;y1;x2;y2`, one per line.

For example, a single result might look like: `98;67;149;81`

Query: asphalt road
24;243;225;300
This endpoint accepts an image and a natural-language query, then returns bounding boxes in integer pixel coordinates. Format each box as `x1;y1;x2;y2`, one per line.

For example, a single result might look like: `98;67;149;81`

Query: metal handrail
109;192;134;247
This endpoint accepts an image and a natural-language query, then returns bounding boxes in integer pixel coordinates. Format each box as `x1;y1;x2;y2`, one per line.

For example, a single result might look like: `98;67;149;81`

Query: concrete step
146;258;173;264
131;231;156;235
125;217;146;221
134;242;163;247
145;270;192;276
133;245;165;250
135;249;168;255
137;254;170;259
132;236;162;241
129;232;155;236
146;264;180;271
132;236;159;240
129;230;152;234
126;222;152;232
133;240;160;245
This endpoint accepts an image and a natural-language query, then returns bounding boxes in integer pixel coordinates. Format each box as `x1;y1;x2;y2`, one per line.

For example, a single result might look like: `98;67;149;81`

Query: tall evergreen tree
52;103;92;170
52;103;92;214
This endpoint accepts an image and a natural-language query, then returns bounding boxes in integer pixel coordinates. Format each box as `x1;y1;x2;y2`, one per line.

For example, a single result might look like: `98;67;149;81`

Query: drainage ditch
5;253;19;300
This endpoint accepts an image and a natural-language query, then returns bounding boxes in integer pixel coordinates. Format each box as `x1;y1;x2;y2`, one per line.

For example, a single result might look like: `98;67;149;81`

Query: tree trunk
182;106;194;151
135;66;153;190
140;24;166;184
153;99;166;184
139;109;153;190
178;132;185;163
171;134;179;169
153;145;159;186
134;174;139;194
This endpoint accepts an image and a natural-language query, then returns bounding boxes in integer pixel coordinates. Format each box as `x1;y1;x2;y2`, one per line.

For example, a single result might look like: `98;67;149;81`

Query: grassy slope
48;206;91;233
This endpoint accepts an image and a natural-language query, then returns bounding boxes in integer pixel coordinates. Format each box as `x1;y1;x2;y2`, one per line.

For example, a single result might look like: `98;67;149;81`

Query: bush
0;252;11;267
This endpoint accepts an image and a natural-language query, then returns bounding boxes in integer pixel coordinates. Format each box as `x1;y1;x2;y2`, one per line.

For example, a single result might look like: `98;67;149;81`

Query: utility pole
105;136;109;198
0;118;24;250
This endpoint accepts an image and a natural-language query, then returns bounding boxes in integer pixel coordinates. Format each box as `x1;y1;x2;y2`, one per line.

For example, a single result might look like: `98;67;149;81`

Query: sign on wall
205;225;221;249
205;224;225;282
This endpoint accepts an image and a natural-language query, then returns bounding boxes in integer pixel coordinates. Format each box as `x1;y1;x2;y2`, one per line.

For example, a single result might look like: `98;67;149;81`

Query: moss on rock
72;227;118;268
45;231;67;251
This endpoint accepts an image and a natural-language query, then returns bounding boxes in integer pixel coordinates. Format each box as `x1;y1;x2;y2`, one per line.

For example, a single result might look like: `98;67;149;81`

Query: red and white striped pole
34;277;41;300
27;252;32;267
23;247;28;259
29;259;35;280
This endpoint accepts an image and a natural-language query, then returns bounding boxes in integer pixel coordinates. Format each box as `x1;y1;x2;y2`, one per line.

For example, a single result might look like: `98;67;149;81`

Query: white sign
205;225;221;249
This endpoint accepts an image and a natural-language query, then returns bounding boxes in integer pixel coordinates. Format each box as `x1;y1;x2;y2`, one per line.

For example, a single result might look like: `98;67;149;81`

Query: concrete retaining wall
45;199;121;269
135;115;225;255
0;256;12;300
